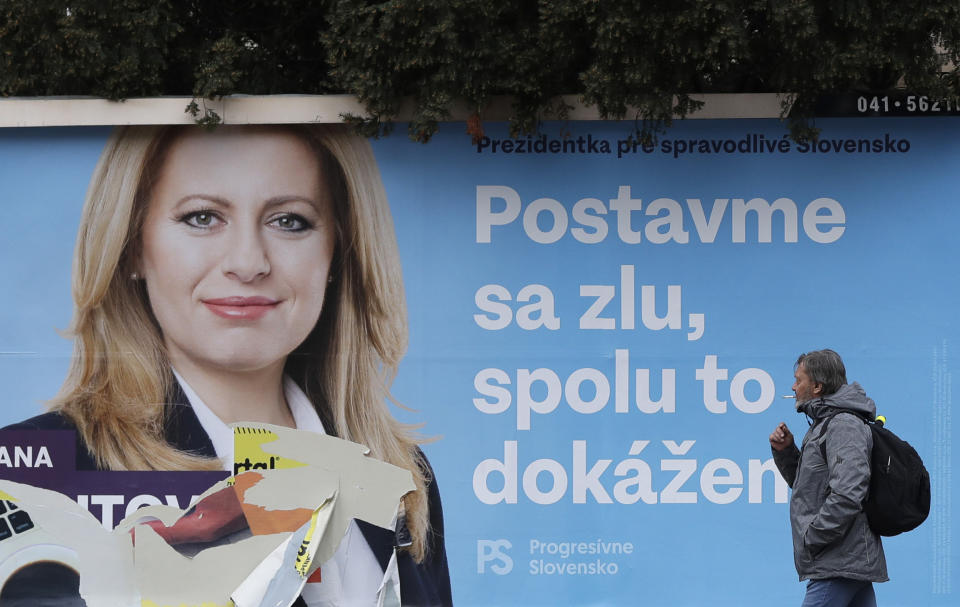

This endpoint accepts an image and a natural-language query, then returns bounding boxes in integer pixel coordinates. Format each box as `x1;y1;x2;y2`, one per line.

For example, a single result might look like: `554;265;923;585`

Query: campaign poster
0;116;956;606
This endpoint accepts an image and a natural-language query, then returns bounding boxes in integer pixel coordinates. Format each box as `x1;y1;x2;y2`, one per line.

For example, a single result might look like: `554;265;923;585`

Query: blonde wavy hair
50;124;432;561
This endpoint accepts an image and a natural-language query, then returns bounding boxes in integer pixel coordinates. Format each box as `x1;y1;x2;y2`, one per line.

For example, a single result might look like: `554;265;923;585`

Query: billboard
0;116;955;606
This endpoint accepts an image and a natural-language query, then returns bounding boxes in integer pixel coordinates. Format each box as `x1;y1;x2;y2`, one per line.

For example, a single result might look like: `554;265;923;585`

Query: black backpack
816;411;931;536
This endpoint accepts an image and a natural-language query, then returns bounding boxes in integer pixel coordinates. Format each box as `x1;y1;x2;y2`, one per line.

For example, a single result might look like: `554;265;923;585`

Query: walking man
769;349;887;607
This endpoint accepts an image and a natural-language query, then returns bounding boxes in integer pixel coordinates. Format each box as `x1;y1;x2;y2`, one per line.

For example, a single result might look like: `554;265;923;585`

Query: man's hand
769;422;794;451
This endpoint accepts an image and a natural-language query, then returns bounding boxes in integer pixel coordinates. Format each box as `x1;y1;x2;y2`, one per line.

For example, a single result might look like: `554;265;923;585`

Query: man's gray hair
796;349;847;396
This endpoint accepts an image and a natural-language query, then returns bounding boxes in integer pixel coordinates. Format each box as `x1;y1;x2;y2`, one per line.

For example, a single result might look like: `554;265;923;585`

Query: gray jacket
772;382;888;582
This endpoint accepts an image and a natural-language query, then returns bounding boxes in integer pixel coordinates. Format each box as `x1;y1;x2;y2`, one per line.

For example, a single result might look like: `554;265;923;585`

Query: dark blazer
4;395;453;607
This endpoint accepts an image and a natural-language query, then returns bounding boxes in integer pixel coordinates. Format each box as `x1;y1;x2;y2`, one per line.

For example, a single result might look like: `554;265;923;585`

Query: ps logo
477;539;513;574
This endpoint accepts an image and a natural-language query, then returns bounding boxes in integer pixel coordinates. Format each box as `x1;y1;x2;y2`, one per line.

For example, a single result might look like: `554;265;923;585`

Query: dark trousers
801;578;877;607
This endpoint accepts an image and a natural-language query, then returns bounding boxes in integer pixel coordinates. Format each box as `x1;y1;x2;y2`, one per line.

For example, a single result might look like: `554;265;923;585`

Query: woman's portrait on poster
4;124;452;607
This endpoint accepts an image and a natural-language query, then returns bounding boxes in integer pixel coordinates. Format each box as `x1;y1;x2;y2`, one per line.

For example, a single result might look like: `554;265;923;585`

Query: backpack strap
814;414;835;463
815;409;870;462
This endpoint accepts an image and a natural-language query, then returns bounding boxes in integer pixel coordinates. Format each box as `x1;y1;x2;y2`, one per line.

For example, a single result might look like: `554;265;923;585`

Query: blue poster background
0;118;956;606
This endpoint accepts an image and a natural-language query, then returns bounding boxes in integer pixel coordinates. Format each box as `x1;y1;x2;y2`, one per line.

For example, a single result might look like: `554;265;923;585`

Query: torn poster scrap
0;425;414;607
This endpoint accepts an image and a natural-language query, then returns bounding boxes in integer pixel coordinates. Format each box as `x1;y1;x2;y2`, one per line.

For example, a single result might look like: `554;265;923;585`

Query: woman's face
138;128;336;376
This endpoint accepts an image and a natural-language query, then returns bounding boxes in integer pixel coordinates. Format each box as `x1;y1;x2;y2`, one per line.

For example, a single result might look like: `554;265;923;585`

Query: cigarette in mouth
782;395;796;399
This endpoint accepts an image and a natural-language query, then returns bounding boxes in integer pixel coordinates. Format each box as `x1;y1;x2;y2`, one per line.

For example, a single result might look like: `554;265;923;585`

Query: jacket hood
798;382;876;420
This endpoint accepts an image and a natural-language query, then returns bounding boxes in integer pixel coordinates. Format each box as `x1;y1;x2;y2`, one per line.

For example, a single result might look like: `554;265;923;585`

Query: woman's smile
202;296;282;320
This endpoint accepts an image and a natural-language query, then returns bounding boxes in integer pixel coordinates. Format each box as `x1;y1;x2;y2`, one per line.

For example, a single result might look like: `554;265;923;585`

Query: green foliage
764;0;960;139
0;0;178;98
2;0;959;141
185;99;222;129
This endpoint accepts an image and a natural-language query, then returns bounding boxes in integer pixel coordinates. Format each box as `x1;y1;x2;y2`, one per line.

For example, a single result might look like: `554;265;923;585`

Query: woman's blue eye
179;211;220;228
271;214;311;231
191;213;213;226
